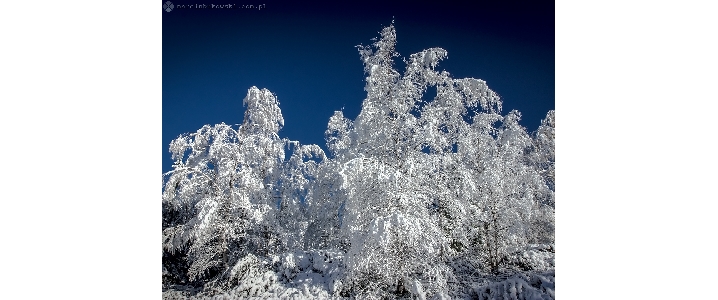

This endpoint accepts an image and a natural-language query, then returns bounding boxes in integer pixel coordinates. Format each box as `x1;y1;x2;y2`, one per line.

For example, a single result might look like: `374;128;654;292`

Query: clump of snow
409;278;427;300
506;244;555;272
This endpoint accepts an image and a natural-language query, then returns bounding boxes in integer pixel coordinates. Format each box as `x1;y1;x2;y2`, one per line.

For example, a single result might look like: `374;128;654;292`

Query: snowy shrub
509;244;555;271
472;272;555;300
271;249;345;297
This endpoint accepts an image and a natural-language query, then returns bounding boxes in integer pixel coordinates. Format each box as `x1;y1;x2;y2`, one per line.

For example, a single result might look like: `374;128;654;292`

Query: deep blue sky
163;1;554;174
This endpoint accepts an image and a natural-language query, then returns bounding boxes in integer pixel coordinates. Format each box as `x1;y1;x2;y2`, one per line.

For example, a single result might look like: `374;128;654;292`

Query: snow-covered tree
333;24;519;297
162;87;287;289
162;24;555;299
274;141;328;251
531;110;555;194
526;110;555;246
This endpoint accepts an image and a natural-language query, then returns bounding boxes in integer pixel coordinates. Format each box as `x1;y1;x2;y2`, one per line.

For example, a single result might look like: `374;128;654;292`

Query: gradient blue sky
163;1;554;174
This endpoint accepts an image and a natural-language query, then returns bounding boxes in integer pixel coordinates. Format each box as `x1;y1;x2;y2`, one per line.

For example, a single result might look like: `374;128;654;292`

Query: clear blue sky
162;1;554;174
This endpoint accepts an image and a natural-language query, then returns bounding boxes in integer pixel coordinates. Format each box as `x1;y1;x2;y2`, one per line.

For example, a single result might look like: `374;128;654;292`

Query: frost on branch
325;111;354;159
163;25;555;300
